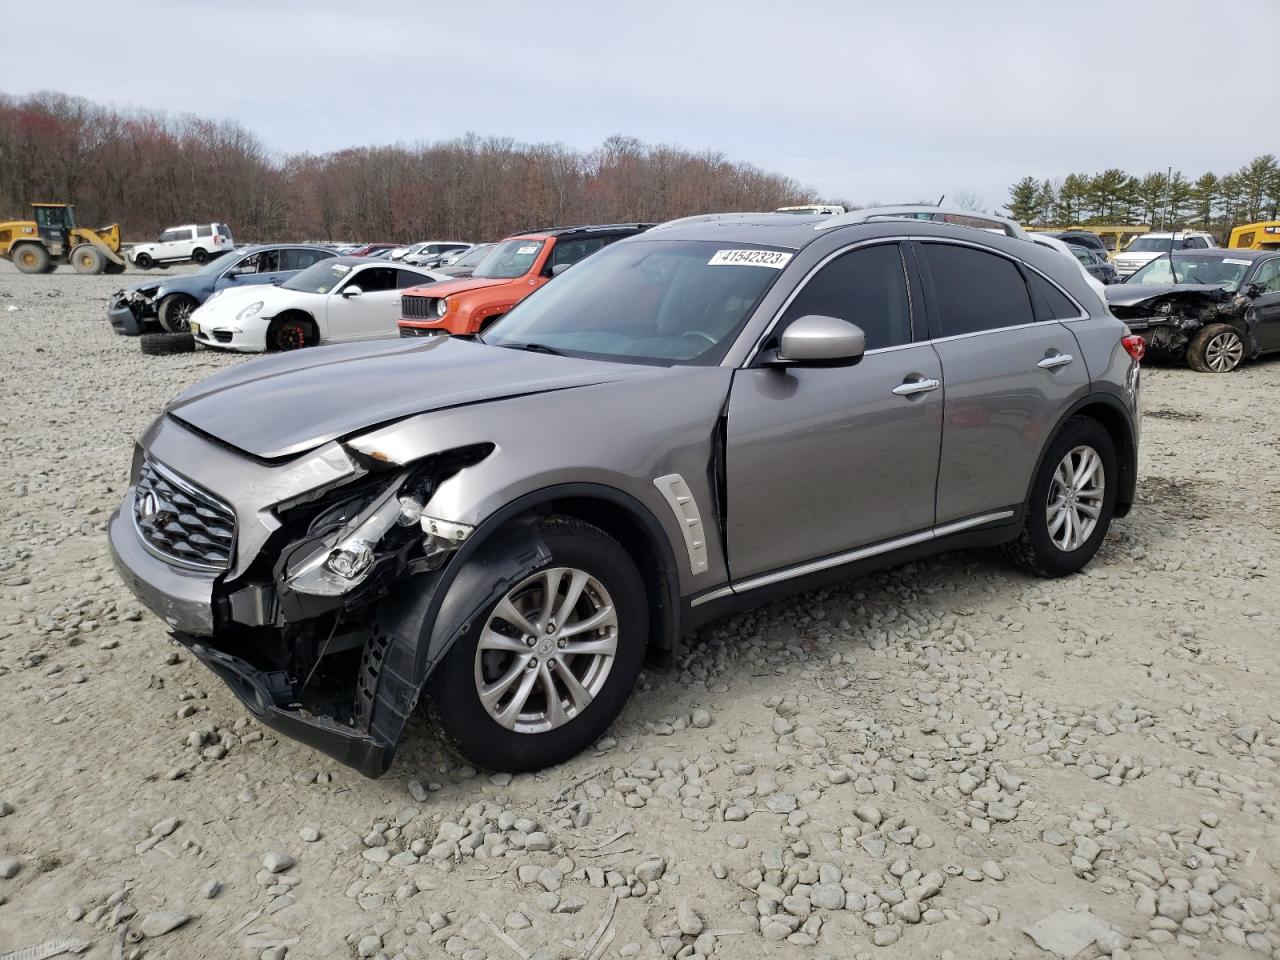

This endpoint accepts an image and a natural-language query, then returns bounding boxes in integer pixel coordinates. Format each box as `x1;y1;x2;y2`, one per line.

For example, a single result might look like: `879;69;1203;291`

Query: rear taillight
1122;334;1146;363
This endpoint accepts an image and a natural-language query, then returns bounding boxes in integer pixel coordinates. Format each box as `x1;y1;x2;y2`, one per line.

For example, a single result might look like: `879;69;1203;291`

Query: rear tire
425;516;648;772
139;332;196;356
191;248;208;265
266;314;316;351
71;245;106;275
158;294;198;333
13;244;50;274
1186;323;1244;373
135;253;153;270
1001;417;1118;578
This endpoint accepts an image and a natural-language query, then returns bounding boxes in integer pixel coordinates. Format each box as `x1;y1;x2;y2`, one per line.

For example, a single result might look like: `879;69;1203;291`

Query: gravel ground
1;261;1278;960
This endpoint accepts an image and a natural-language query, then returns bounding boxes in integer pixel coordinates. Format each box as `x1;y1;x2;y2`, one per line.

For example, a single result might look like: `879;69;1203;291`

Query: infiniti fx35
108;209;1143;776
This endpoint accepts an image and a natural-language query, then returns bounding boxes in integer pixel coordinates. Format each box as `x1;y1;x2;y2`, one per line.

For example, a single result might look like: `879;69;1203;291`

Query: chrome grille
401;294;439;321
133;459;235;570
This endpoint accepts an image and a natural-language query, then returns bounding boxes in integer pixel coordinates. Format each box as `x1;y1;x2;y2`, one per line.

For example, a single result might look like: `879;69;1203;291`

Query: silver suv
108;209;1143;776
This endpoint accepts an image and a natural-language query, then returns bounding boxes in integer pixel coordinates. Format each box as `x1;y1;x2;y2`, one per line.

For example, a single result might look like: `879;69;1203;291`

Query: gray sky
7;0;1278;210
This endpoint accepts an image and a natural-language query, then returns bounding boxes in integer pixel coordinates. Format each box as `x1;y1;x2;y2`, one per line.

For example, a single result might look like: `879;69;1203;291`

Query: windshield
282;260;353;294
483;239;789;365
1126;236;1191;253
472;238;545;279
450;244;490;267
1127;254;1251;291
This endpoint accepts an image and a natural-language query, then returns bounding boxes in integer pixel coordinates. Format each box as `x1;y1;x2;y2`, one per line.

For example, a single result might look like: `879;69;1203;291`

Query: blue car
107;244;338;335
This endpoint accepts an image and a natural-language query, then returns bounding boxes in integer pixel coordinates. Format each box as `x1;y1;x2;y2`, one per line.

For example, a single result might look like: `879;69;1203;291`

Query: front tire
425;517;648;771
266;314;316;351
1186;323;1244;373
1002;417;1118;578
158;294;198;332
135;252;153;270
71;245;106;274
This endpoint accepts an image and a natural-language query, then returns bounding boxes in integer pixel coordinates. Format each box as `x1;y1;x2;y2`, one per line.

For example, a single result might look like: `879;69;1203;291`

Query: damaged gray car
109;210;1142;777
1105;249;1280;372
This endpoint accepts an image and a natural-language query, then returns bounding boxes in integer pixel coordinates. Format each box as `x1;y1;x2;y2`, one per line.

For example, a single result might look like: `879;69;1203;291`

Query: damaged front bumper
107;291;153;335
107;414;515;777
175;633;393;777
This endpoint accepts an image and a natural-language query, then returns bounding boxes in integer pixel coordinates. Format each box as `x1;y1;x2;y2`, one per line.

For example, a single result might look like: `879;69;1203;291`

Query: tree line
1006;157;1280;233
0;91;810;243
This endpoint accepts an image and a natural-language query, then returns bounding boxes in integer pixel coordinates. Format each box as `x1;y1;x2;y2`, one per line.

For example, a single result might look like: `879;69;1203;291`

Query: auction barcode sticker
708;249;793;269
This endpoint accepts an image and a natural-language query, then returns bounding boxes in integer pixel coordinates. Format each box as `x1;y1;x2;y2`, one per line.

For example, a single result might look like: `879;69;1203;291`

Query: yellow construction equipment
0;202;126;274
1227;221;1280;251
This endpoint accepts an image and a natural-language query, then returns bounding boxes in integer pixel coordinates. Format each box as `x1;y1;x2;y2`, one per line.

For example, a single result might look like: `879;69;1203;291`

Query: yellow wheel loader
0;202;126;275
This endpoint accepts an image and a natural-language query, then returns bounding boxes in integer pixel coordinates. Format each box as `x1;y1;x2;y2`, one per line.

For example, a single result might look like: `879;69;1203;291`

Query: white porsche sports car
188;257;449;352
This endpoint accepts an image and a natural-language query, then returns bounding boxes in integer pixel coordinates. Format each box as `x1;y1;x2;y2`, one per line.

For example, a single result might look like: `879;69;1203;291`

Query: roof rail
814;205;1031;240
649;212;780;232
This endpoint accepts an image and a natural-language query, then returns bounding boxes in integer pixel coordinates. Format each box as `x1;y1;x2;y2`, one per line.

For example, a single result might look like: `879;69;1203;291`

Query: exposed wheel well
1068;401;1136;518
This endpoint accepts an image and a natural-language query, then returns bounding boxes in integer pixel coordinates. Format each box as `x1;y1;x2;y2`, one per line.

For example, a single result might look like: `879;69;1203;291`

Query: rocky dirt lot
0;261;1278;960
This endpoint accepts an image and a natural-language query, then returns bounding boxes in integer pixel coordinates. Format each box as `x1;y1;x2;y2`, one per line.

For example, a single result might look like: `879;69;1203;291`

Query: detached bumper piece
175;632;394;778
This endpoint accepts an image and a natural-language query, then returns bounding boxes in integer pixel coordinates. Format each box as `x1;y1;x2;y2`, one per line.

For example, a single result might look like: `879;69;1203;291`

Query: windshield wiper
500;341;566;357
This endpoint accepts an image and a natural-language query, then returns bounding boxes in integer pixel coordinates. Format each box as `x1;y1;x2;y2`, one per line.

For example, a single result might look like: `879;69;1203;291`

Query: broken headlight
284;481;425;597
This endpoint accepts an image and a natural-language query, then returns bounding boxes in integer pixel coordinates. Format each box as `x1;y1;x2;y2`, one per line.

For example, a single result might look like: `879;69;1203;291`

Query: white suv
1113;231;1215;278
129;223;234;269
400;241;473;266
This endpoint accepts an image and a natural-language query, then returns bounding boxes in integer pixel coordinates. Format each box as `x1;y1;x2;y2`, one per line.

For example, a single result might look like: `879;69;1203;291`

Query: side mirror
341;285;363;298
550;263;572;277
225;268;244;279
1246;282;1265;298
773;315;866;365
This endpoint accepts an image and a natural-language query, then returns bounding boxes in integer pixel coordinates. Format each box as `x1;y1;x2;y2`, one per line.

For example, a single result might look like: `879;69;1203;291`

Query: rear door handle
892;377;940;397
1037;353;1074;369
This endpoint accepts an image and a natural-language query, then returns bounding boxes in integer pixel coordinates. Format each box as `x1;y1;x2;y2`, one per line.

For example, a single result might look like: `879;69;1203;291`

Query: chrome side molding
690;509;1015;606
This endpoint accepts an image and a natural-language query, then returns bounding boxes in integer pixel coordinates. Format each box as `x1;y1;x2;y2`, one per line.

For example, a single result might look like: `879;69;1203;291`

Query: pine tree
1007;177;1039;224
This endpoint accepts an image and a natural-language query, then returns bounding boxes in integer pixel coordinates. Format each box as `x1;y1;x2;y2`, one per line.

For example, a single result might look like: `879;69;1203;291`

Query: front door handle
1037;353;1074;369
892;377;940;397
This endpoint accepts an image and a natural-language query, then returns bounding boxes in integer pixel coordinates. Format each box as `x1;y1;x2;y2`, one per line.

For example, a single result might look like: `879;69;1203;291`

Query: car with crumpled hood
107;244;337;334
1105;249;1280;372
108;209;1142;778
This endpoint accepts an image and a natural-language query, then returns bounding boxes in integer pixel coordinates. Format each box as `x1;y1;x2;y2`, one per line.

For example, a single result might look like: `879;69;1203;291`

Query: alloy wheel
1046;445;1106;552
1204;330;1243;373
473;567;618;734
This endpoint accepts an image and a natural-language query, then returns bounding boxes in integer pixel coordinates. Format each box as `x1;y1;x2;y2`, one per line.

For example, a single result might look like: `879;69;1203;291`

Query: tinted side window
196;225;212;237
551;237;606;269
396;269;427;289
354;267;397;292
922;243;1035;336
778;243;912;351
1027;271;1081;320
257;250;281;273
281;249;328;271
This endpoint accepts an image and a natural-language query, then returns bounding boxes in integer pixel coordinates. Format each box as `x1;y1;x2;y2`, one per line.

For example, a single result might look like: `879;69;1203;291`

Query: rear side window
196;225;212;237
778;243;913;351
921;243;1035;336
281;248;330;271
396;269;427;289
1027;271;1082;320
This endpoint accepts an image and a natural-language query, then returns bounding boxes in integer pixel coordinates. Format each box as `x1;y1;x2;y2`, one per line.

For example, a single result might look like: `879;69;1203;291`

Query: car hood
165;336;655;460
118;273;211;298
1104;283;1231;307
402;276;518;297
